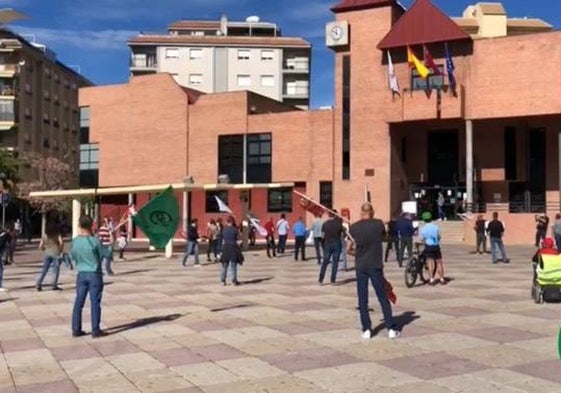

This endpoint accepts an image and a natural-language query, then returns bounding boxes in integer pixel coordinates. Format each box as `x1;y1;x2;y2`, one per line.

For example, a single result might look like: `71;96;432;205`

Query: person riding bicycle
419;211;446;286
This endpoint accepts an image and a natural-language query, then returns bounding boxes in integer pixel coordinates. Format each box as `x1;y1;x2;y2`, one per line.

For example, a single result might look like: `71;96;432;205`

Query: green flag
132;186;180;249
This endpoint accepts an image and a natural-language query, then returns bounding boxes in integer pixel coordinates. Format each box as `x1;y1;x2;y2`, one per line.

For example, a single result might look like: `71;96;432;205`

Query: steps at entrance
435;220;465;244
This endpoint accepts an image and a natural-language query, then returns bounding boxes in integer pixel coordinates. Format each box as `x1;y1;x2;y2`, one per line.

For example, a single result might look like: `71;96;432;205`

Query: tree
0;149;20;182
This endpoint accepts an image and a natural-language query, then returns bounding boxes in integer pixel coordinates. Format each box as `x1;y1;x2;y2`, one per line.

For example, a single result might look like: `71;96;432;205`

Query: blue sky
6;0;561;108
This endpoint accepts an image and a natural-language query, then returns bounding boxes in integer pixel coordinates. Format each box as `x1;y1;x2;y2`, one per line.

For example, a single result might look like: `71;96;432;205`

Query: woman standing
206;219;220;263
71;215;106;338
36;222;64;291
219;216;242;286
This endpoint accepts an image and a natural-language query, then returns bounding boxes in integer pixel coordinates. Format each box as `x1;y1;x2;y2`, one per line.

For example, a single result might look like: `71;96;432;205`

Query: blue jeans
319;241;341;283
101;245;114;275
277;235;287;254
220;261;238;284
490;237;507;263
182;241;200;266
37;255;60;288
72;272;103;334
356;268;397;332
555;234;561;252
313;237;323;265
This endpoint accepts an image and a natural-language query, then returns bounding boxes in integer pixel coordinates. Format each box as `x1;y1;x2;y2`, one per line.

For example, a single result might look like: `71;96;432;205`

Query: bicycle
404;242;437;288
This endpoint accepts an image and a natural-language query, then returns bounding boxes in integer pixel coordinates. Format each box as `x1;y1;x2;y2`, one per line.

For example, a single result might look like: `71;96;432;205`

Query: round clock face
331;25;343;41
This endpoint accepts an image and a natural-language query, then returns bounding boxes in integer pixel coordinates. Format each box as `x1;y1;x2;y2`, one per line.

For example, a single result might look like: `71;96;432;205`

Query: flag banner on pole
407;46;430;79
387;51;401;98
131;186;180;249
247;215;268;237
385;278;397;304
214;196;233;214
445;42;456;90
297;193;325;217
423;44;441;75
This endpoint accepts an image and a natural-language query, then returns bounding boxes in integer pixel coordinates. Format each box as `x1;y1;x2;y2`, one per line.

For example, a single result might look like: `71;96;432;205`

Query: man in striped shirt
97;218;115;275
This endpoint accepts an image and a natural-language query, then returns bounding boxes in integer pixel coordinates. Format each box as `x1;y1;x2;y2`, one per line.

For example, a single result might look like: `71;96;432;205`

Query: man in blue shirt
419;212;446;285
293;217;307;261
396;213;416;267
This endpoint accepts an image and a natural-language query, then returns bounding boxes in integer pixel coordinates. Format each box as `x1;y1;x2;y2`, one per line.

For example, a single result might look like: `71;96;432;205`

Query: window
189;48;203;59
247;133;272;183
237;49;251;60
205;190;229;213
0;99;14;121
319;181;333;209
218;135;244;184
504;127;517;181
165;48;179;58
237;75;251;87
411;65;445;91
261;75;275;87
80;106;90;144
261;50;274;61
80;143;99;170
342;55;351;180
268;188;292;213
189;74;203;86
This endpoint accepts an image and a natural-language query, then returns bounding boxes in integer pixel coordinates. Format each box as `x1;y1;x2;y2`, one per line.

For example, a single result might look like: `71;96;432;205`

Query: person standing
310;214;324;265
340;219;350;272
535;214;549;247
292;217;307;261
36;222;63;291
182;219;201;267
264;217;276;259
552;213;561;252
437;192;446;221
396;213;415;267
4;224;17;265
117;226;128;260
318;211;344;285
0;227;9;291
220;216;242;286
276;214;289;254
206;219;219;262
487;212;509;264
97;218;115;276
14;219;21;239
474;215;487;254
419;212;446;285
348;203;399;340
71;215;106;338
384;216;399;264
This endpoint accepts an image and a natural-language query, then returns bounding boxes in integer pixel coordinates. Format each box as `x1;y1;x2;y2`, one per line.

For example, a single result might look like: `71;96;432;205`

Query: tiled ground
0;243;560;392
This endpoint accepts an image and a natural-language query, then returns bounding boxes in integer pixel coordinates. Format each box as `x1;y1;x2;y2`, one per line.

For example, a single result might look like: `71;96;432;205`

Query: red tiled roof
128;35;310;48
168;20;221;30
331;0;396;13
377;0;471;49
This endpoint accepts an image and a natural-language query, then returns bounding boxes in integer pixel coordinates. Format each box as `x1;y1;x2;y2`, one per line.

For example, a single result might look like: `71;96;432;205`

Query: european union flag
445;42;456;89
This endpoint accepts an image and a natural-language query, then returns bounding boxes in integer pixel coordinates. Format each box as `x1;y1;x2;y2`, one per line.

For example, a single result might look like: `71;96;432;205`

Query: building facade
128;15;311;109
0;29;91;179
82;0;561;244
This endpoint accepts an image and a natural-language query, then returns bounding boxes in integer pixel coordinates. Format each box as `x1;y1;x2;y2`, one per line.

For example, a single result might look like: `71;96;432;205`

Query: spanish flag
407;46;430;79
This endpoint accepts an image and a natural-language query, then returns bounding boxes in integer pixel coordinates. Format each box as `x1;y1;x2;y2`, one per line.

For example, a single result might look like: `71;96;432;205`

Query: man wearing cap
419;212;446;285
348;202;399;340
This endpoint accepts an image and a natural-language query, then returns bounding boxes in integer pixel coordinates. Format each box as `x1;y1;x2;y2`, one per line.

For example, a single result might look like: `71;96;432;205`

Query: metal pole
466;119;474;213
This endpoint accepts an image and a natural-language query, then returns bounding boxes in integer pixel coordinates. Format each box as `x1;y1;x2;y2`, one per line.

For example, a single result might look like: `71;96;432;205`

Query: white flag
247;215;268;237
387;51;401;97
214;196;233;214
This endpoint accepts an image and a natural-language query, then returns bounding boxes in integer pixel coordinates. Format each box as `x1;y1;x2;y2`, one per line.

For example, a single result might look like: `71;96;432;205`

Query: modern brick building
81;0;561;244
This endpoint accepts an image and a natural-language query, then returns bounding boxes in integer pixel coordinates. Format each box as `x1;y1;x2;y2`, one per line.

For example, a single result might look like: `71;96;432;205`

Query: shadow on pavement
113;269;155;276
239;276;274;285
334;277;357;286
371;311;420;336
107;313;184;335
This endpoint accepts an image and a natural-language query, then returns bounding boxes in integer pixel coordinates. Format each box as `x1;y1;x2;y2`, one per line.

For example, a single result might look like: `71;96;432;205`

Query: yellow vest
538;254;561;286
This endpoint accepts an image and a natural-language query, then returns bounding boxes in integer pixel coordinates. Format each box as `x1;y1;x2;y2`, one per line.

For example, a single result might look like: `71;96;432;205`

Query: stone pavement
0;243;560;392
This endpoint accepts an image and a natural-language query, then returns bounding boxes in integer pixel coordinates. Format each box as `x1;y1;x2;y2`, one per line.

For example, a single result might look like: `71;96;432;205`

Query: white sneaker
361;330;371;340
388;329;400;339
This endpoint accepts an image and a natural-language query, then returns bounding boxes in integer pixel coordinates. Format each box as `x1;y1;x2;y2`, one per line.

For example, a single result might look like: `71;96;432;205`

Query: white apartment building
128;15;311;109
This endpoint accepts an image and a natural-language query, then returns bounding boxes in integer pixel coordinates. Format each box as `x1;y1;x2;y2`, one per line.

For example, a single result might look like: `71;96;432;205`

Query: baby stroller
531;253;561;304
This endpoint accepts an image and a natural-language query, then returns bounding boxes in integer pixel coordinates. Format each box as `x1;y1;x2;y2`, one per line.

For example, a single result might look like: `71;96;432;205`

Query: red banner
299;197;325;217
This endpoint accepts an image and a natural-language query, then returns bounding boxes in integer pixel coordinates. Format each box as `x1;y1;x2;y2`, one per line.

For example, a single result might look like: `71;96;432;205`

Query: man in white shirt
276;214;290;254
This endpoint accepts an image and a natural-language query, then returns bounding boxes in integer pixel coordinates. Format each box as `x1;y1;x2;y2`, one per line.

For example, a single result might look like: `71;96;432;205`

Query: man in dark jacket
486;212;509;264
474;215;487;254
319;211;344;284
384;217;398;264
396;213;415;267
182;219;200;267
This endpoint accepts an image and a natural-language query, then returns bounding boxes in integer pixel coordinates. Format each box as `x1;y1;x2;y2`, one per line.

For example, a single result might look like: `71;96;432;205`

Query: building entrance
427;130;459;186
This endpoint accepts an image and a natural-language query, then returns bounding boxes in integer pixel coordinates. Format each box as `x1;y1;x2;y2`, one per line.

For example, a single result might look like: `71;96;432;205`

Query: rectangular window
237;49;251;60
189;74;203;86
411;65;445;91
260;75;275;87
268;188;292;213
80;106;90;144
319;181;333;209
205;190;229;213
218;135;244;184
79;143;99;170
261;50;274;61
504;126;517;181
0;99;14;121
342;55;351;180
165;48;179;58
237;75;251;87
189;48;203;59
246;133;272;183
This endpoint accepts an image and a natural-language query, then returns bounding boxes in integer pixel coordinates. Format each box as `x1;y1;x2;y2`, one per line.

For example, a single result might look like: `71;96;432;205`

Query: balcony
0;85;15;97
283;58;309;73
0;63;16;77
130;55;158;72
283;82;309;100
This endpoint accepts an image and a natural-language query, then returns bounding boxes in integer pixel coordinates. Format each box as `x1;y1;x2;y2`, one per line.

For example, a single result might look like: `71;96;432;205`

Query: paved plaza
0;243;560;392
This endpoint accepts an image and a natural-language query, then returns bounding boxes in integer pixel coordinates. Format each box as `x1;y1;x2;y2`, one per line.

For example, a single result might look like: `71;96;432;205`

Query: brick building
80;0;561;244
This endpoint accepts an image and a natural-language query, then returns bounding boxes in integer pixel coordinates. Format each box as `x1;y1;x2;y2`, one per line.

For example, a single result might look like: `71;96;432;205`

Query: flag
407;46;430;79
423;44;440;75
387;51;400;97
445;42;456;89
214;195;232;214
131;186;180;249
298;195;325;217
385;278;397;304
247;215;267;237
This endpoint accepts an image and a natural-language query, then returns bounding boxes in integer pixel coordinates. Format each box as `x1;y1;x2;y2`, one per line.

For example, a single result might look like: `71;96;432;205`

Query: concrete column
182;191;188;232
127;193;133;241
466;119;474;213
165;239;173;258
72;199;81;239
41;212;46;237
